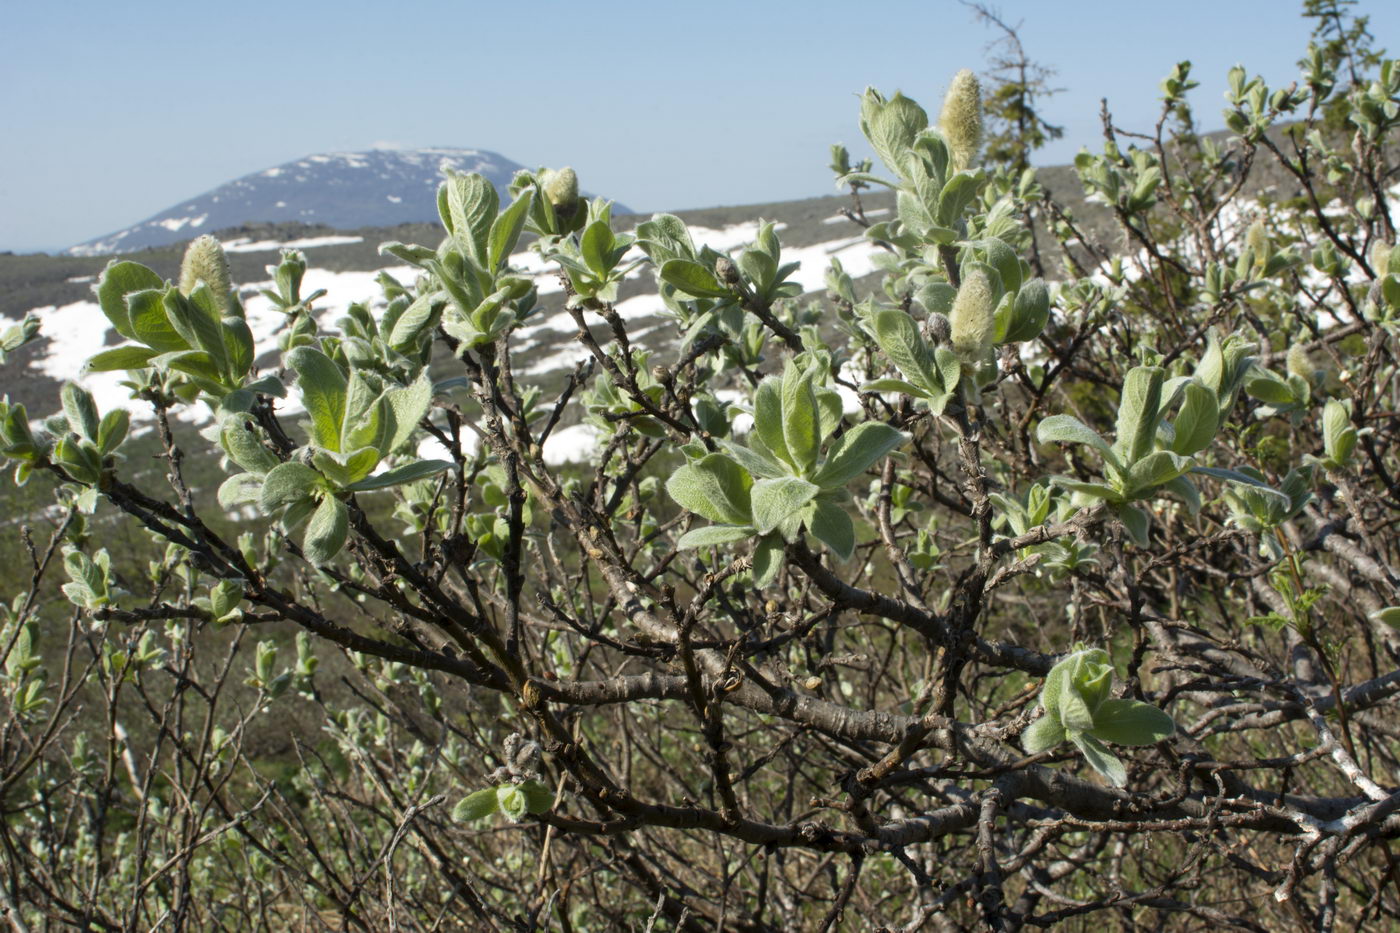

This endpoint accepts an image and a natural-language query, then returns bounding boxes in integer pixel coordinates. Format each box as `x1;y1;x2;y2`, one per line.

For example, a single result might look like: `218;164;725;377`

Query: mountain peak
67;147;611;257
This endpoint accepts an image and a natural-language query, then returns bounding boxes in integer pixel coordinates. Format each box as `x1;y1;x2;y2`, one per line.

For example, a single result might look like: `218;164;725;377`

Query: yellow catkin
939;69;983;174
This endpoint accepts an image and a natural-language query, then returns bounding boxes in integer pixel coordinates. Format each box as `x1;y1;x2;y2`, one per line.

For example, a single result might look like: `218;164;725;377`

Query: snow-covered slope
66;148;599;257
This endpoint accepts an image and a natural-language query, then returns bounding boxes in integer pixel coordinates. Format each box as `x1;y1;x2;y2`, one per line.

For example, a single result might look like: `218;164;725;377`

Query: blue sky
1;0;1394;252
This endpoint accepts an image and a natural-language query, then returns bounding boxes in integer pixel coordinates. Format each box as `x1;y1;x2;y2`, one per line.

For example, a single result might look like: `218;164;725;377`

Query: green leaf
389;292;442;349
636;213;696;263
980;236;1022;294
580;219;617;277
738;247;778;293
1369;607;1400;628
1244;369;1296;406
815;388;843;444
1113;366;1165;463
1002;278;1049;343
1170;382;1220;455
218;473;265;509
1115;503;1150;547
165;287;228;376
659;259;731;299
313;448;381;488
518;779;554;815
676;524;756;549
128;289;189;353
1036;414;1119;469
96;261;163;340
780;363;820;474
860;377;928;397
286;347;348;451
452;787;499;822
96;409;129;455
813;422;908;488
1089;698;1175;746
52;437;101;483
666;454;753;526
303;495;349;565
936;171;980;226
1125;450;1193;494
751;534;783;587
866;92;928;178
344;459;454;492
222;316;254;379
1057;680;1097;733
221;422;280;475
384;375;434;454
259;461;320;513
808;499;855;561
1049;477;1120;502
84;346;158;372
750;476;820;536
752;379;791;469
281;497;316;533
717;439;787;480
489;191;533;269
872;309;936;393
61;383;100;442
444;173;498;264
1191;466;1294;511
1071;732;1127;786
1022;714;1067;754
1162;474;1202;516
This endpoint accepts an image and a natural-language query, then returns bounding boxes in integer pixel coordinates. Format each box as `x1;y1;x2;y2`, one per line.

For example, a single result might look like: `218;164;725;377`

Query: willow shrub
3;20;1400;933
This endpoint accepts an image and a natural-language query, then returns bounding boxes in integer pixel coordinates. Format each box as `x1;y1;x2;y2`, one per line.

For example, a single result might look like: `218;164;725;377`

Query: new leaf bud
1245;220;1268;258
939;69;983;173
950;269;995;360
179;235;232;314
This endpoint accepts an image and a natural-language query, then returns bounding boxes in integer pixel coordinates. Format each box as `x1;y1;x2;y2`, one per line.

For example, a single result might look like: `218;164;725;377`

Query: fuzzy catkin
1286;342;1313;381
540;167;579;212
939;69;983;174
1371;239;1393;279
950;268;995;360
179;235;232;314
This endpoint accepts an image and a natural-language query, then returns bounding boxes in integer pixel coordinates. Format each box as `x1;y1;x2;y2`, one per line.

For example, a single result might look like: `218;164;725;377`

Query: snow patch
222;235;364;254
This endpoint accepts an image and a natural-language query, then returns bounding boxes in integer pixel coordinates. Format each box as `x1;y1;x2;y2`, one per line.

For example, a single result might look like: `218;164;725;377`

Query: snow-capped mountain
67;148;608;257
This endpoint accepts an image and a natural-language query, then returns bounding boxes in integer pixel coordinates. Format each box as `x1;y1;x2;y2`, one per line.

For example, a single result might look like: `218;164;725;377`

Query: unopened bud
926;312;951;345
179;235;232;313
939;69;983;173
803;676;823;691
540;167;579;212
715;256;740;285
950;269;995;360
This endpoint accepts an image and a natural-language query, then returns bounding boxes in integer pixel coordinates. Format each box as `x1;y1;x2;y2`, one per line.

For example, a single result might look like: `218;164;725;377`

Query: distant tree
962;2;1064;177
